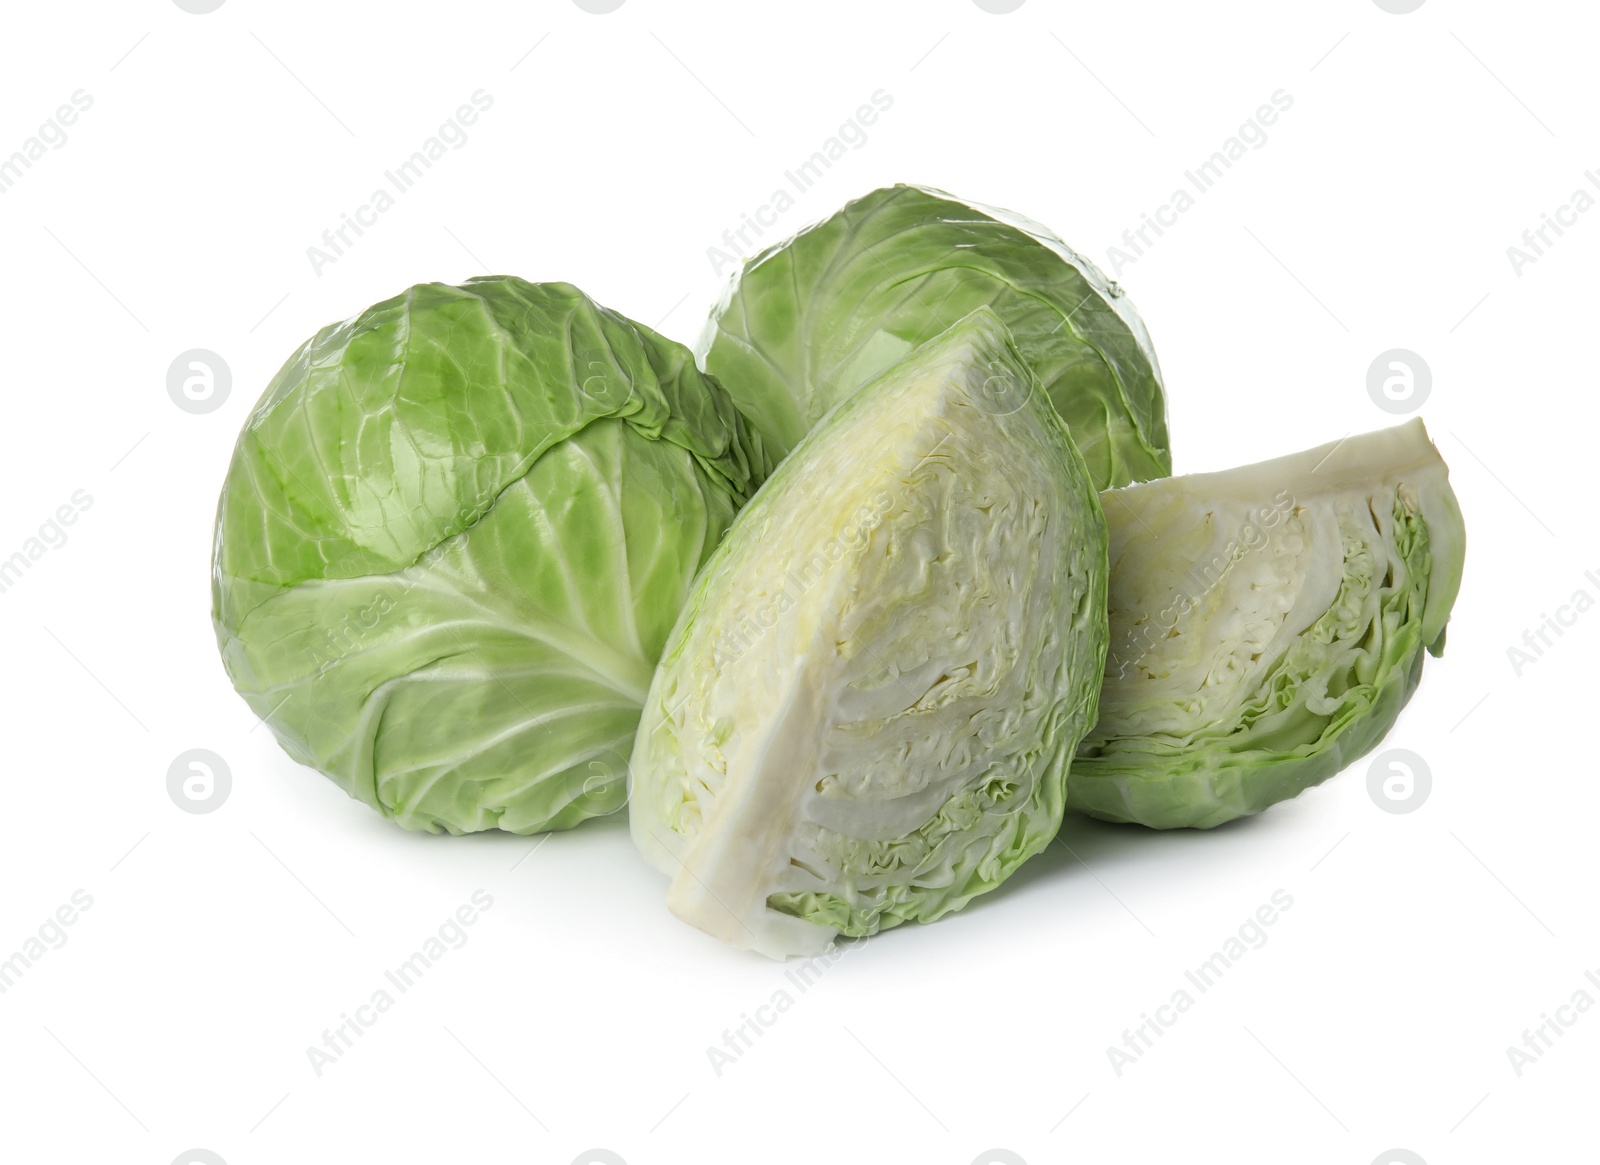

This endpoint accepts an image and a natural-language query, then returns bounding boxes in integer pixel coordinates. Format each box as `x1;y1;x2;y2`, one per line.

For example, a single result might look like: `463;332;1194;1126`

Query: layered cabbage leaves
630;310;1108;957
213;277;770;834
700;183;1171;490
1071;420;1466;828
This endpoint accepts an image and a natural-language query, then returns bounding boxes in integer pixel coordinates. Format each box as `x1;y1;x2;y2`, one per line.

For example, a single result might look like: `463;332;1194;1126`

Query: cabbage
629;309;1108;957
1070;420;1466;828
212;277;770;835
699;183;1171;490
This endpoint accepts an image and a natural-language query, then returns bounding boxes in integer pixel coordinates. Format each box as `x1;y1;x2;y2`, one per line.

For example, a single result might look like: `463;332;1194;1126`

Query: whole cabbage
213;277;770;834
700;183;1171;490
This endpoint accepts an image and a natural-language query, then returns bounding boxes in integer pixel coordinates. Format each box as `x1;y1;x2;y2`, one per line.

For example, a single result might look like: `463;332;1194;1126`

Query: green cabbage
1070;419;1466;828
699;183;1171;490
212;277;770;835
629;309;1108;957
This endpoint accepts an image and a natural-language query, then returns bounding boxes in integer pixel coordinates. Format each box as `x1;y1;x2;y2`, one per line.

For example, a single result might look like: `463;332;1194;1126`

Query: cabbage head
1070;419;1466;828
700;183;1170;490
213;277;770;835
630;309;1108;957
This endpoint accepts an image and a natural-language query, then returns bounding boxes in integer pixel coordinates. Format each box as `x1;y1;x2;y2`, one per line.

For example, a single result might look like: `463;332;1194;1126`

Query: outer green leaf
700;183;1171;489
630;309;1108;957
213;278;770;834
1070;419;1466;828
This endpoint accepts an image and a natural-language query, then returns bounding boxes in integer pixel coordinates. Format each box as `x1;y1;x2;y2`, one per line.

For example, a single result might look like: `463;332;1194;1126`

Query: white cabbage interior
632;320;1084;957
1091;419;1456;745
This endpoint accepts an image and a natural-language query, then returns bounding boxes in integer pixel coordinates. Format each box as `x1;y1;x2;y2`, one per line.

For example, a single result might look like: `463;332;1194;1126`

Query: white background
1;2;1594;1163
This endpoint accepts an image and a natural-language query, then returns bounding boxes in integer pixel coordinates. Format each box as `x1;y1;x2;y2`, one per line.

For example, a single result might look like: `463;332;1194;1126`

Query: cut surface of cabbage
630;309;1108;957
1071;419;1465;829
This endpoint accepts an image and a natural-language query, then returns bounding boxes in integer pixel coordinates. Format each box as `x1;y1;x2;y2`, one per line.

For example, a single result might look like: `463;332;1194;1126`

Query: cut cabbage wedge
629;309;1109;958
1071;419;1465;829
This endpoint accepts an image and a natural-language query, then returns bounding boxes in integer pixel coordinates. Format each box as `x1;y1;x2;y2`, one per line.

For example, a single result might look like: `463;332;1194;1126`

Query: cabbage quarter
630;309;1108;958
1073;420;1466;828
